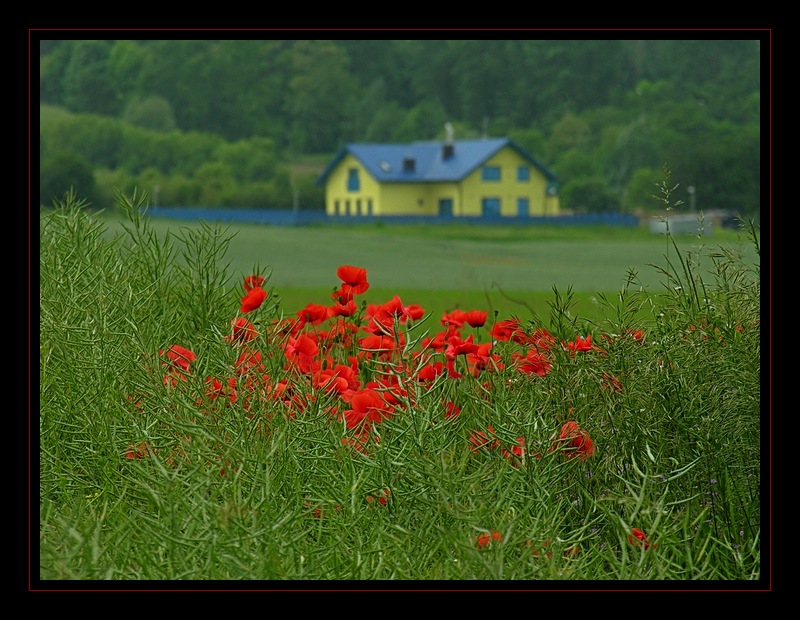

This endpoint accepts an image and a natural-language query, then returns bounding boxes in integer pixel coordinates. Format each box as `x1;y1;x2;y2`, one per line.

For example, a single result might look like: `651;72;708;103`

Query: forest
37;37;763;217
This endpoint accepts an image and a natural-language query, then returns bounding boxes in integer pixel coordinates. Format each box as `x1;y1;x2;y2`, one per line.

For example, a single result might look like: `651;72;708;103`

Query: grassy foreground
38;191;763;585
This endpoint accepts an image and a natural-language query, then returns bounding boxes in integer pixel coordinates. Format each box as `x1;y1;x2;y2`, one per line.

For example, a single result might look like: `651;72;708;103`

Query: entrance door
482;198;501;217
439;198;453;217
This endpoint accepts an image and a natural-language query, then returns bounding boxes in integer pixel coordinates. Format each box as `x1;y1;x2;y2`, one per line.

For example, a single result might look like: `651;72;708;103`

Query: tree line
38;38;762;215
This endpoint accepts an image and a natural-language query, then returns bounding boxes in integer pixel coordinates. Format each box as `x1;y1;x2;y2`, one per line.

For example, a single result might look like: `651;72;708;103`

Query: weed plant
38;181;762;585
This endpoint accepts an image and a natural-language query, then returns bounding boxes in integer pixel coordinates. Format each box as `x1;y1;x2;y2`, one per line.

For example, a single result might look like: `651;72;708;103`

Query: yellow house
317;137;560;218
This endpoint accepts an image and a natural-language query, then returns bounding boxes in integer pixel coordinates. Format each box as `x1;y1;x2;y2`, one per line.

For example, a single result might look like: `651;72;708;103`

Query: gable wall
324;153;382;216
460;146;555;216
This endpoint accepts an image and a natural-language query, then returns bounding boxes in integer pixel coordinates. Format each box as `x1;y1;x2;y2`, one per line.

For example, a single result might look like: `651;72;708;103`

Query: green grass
38;191;763;585
99;208;757;333
100;209;758;299
311;218;750;243
273;287;637;333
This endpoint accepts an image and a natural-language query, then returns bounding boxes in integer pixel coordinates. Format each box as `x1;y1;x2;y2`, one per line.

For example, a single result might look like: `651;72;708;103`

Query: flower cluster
134;265;612;461
117;262;667;560
475;530;503;549
126;266;622;480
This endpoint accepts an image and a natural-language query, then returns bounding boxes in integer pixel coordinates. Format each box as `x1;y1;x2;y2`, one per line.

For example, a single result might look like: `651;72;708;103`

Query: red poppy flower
463;310;488;328
445;334;480;359
284;334;319;373
552;421;595;461
628;527;656;550
160;344;197;372
341;426;376;454
227;317;258;343
444;400;460;419
234;348;265;375
445;358;463;379
342;388;394;429
313;363;361;395
469;426;500;453
513;348;552;376
563;334;598;354
243;274;265;292
364;303;396;334
328;299;357;318
420;330;449;352
366;488;391;506
358;334;400;359
240;286;267;313
381;295;425;323
441;309;467;329
475;531;503;549
627;329;645;341
490;318;526;343
125;441;151;460
159;345;197;386
336;265;370;298
296;303;329;325
416;361;444;383
467;342;503;375
500;436;527;467
365;375;409;407
527;328;556;350
204;376;237;403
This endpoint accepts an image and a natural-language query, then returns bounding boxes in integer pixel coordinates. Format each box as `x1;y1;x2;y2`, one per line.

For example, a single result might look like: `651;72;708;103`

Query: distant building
317;135;560;218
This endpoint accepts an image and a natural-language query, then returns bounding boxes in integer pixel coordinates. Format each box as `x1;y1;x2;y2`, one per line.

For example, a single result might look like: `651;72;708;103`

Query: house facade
317;137;560;218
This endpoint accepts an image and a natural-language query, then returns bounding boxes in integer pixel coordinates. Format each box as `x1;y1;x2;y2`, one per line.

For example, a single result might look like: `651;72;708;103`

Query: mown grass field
100;213;759;327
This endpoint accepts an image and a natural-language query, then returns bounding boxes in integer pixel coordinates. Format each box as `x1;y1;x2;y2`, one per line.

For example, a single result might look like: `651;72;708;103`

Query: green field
101;214;759;325
41;203;762;581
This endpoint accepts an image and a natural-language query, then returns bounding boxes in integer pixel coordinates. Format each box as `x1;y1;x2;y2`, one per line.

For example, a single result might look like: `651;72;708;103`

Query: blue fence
144;207;642;228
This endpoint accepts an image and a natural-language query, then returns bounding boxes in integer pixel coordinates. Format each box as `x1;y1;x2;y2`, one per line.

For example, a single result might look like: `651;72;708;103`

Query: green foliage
193;162;238;206
392;99;448;143
39;109;297;209
215;137;279;184
39;188;762;582
363;100;406;142
291;171;326;210
624;167;664;212
122;95;177;132
38;39;762;216
61;40;119;116
40;152;96;207
548;111;594;161
117;125;224;176
286;40;357;154
560;176;621;213
40;110;124;170
92;167;138;209
507;126;548;161
551;150;602;188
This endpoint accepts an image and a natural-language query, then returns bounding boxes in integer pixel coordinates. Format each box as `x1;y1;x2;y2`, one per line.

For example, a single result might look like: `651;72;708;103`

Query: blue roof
316;138;557;185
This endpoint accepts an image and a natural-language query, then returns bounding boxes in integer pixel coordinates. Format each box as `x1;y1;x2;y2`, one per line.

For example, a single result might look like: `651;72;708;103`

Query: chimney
443;122;455;160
